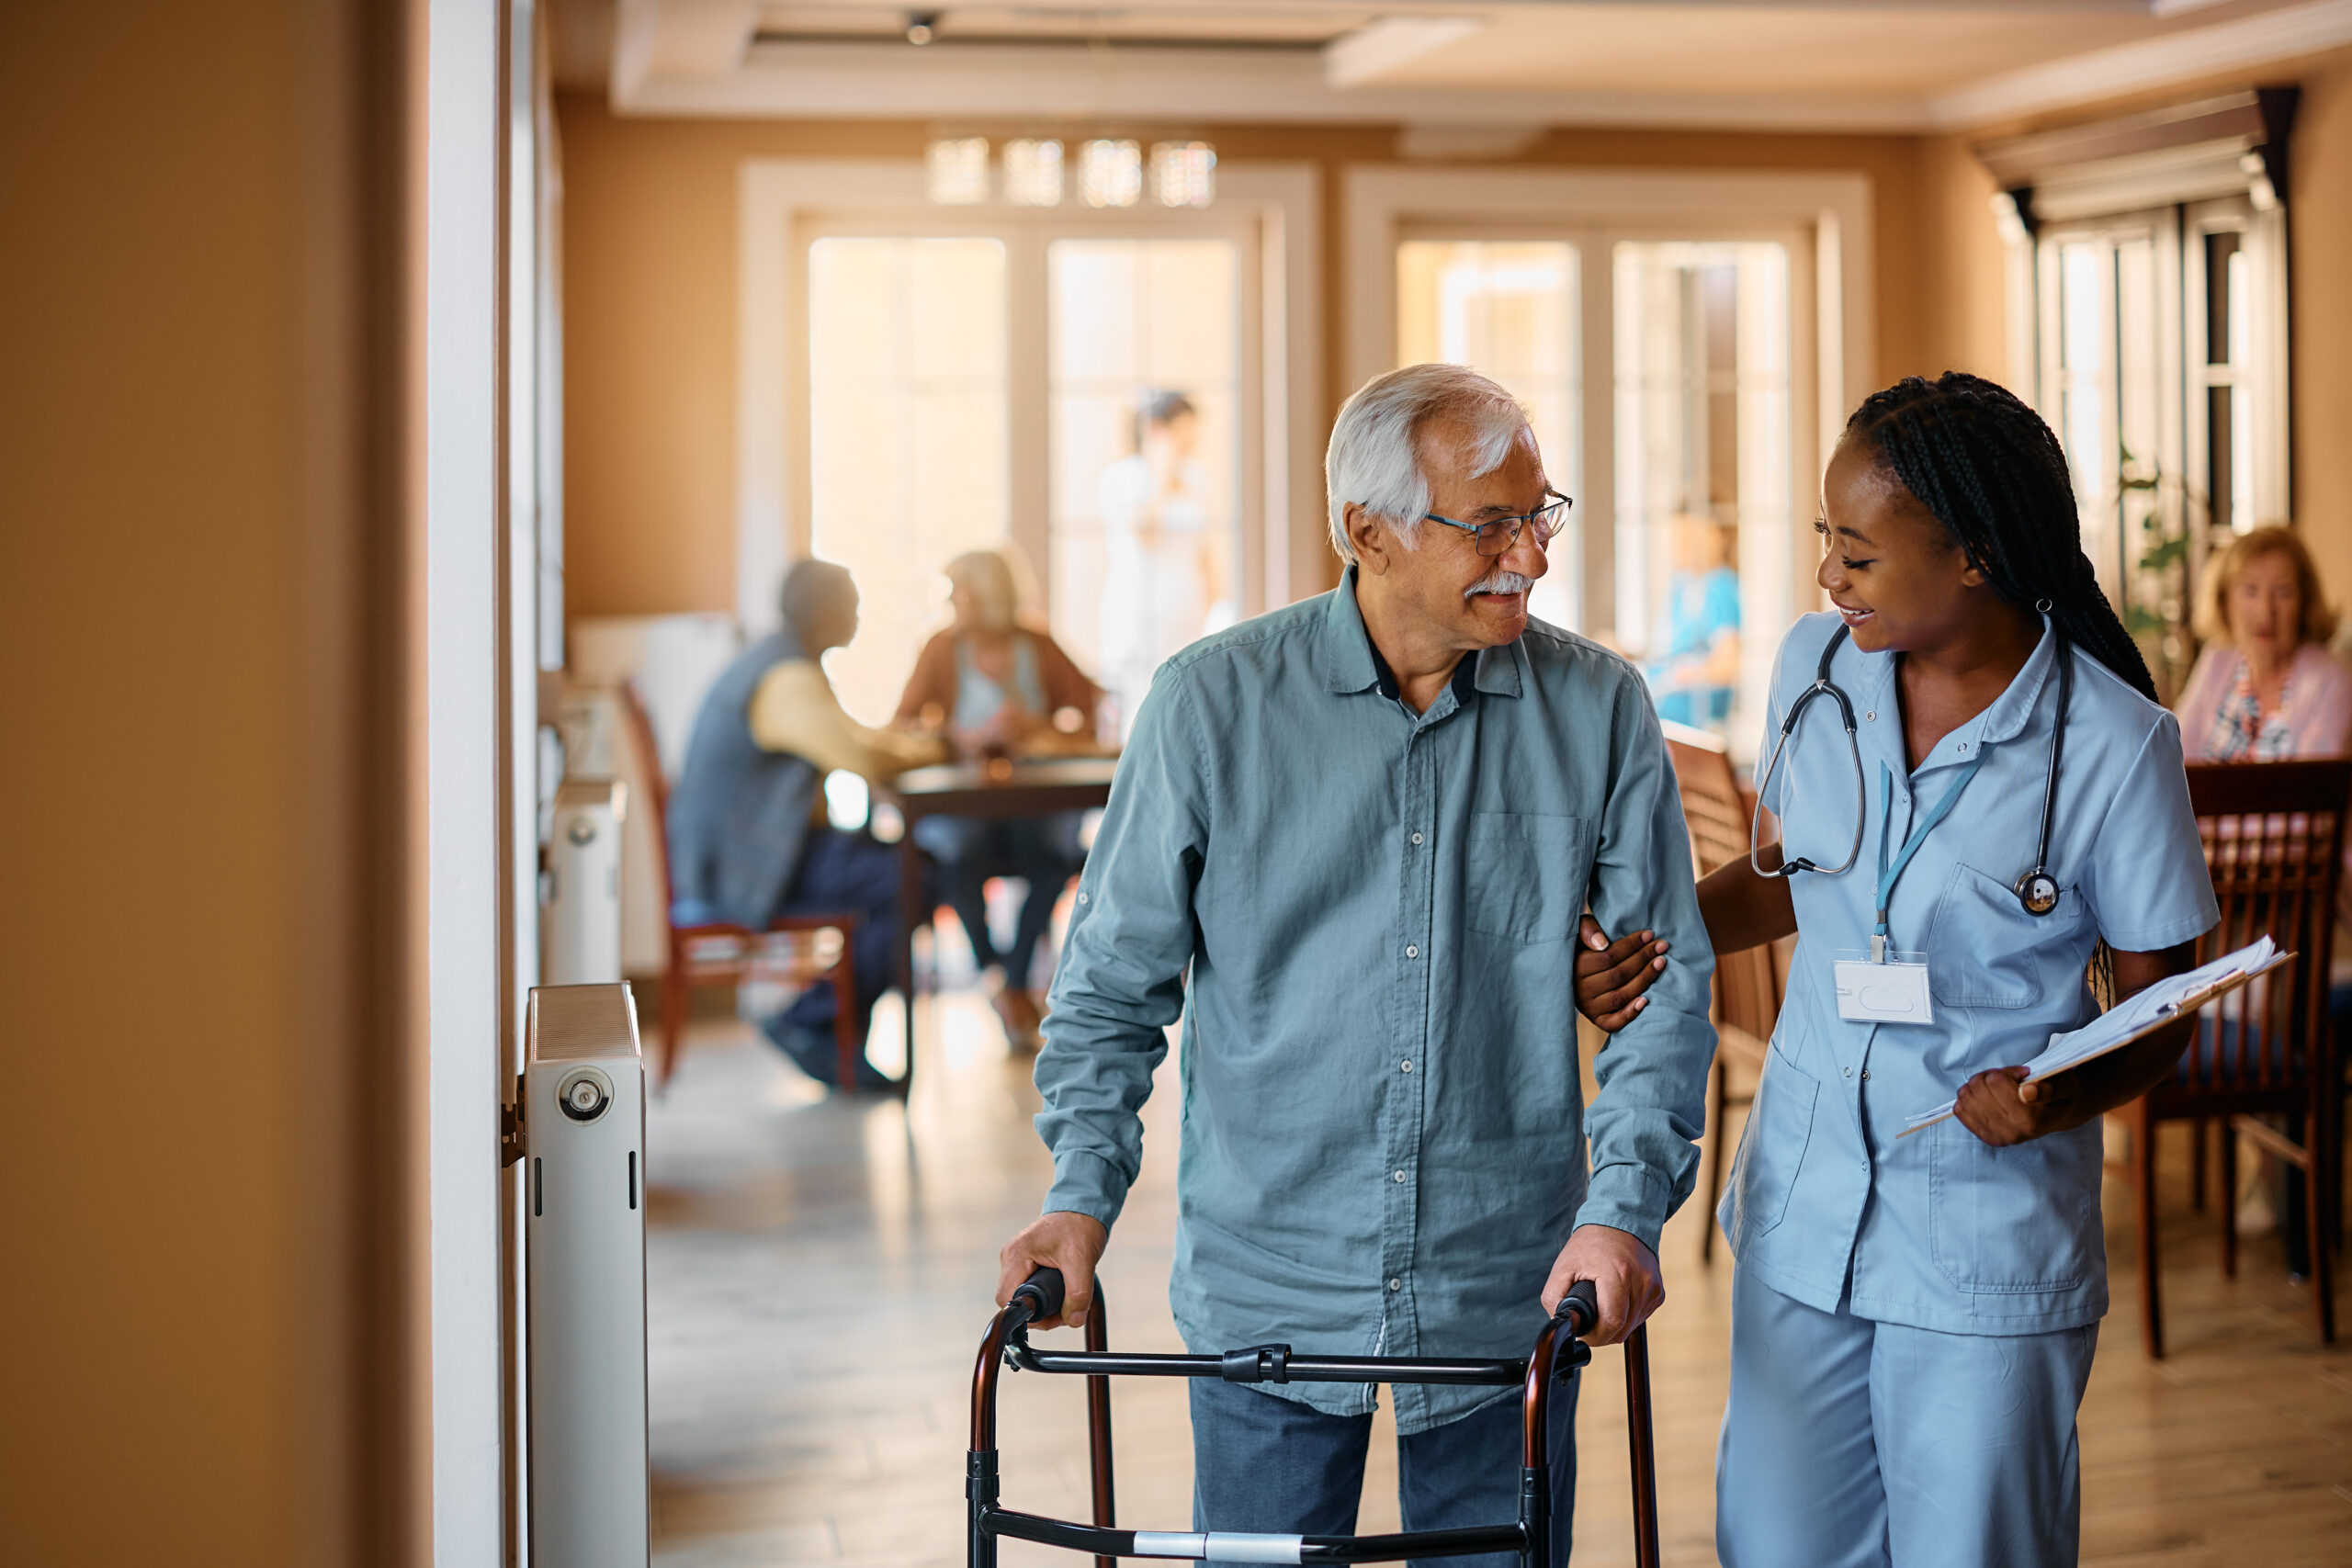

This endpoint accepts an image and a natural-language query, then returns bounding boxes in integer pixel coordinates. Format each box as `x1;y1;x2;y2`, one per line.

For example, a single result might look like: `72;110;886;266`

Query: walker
967;1268;1662;1567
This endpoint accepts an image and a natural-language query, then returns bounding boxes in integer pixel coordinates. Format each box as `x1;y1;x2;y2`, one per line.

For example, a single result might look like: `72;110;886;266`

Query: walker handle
1010;1266;1066;1328
1555;1280;1600;1339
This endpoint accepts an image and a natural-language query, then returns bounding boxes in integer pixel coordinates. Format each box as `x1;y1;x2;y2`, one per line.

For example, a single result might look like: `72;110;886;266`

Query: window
1393;228;1802;747
807;236;1009;725
1047;238;1243;731
1988;88;2295;699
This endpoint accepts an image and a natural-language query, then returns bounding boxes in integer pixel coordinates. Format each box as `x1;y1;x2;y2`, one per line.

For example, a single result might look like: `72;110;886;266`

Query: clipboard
1895;948;2296;1138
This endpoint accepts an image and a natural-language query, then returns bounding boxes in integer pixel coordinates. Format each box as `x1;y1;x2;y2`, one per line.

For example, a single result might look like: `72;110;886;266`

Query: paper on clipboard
1899;936;2293;1137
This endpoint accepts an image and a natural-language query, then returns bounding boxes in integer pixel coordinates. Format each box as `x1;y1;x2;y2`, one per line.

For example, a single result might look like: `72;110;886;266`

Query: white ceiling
559;0;2352;131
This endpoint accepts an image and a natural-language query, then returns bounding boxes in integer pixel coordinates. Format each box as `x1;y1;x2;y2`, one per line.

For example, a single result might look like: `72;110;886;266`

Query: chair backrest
615;679;677;916
1662;721;1783;1049
2182;758;2352;1095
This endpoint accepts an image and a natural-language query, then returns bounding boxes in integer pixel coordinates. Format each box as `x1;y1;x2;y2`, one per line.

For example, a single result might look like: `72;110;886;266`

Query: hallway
645;1004;2352;1568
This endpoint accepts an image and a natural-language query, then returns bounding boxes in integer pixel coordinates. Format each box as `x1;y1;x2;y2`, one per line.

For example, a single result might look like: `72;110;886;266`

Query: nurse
1577;372;2218;1566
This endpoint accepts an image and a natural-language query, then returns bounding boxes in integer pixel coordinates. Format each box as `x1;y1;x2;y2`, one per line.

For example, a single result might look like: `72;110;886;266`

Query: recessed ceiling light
905;11;939;46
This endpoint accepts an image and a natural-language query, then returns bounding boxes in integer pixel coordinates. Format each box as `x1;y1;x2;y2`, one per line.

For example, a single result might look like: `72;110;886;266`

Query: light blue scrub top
1721;612;2217;1336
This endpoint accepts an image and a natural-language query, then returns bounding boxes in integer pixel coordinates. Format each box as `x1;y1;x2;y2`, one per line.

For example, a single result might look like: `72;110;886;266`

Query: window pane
1396;240;1581;631
1612;240;1789;747
808;236;1008;725
1047;238;1240;735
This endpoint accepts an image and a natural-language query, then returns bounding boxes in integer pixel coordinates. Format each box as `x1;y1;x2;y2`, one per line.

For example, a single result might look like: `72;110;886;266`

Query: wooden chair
615;680;866;1093
2107;758;2346;1356
1660;722;1785;1261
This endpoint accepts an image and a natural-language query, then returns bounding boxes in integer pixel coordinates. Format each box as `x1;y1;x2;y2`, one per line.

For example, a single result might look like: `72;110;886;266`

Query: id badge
1833;950;1934;1025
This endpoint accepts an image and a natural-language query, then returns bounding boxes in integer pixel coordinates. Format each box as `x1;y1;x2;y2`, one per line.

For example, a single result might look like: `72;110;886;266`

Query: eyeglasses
1422;491;1574;558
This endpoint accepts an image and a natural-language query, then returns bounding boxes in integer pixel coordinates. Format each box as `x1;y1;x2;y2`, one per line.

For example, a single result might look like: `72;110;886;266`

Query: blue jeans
762;828;926;1088
1188;1377;1577;1568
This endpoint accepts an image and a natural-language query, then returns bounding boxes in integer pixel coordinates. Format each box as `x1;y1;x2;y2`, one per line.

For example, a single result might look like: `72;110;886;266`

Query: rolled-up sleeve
1034;667;1210;1227
1573;679;1718;1253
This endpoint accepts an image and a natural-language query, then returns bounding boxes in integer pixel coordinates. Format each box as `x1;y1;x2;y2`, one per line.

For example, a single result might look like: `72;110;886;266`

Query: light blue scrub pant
1717;1269;2098;1568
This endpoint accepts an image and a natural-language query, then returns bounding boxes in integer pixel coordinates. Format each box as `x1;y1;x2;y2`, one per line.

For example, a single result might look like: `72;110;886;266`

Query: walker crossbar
967;1269;1661;1568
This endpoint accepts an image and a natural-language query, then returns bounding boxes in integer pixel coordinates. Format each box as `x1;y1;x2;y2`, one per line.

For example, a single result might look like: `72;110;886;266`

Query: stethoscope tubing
1751;621;2072;919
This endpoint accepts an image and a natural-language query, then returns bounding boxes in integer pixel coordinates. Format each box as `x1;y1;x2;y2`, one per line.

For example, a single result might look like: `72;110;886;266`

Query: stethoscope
1748;615;2073;919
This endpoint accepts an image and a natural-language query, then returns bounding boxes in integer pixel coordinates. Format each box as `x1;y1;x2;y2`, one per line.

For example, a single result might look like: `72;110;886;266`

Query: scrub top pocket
1927;1117;2100;1293
1464;812;1593;945
1924;862;2072;1009
1721;1027;1818;1247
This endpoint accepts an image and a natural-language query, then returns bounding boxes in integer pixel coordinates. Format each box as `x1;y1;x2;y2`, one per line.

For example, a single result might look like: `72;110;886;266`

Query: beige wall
0;4;417;1564
558;97;1939;617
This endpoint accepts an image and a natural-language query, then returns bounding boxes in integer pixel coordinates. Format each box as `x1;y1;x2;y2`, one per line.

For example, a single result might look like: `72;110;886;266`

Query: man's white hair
1325;364;1533;563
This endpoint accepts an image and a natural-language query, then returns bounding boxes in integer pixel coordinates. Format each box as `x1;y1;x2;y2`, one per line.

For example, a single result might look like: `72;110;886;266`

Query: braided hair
1845;372;2157;704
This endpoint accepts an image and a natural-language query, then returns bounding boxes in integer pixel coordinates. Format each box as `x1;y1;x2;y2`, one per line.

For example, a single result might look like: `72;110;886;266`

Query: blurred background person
669;559;945;1089
2175;526;2351;1241
898;548;1102;1050
1644;512;1741;729
2177;525;2351;761
1096;389;1232;729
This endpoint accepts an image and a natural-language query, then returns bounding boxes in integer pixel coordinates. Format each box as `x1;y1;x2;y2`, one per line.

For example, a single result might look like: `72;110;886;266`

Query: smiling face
1815;437;1990;655
1357;418;1553;656
2226;548;2302;659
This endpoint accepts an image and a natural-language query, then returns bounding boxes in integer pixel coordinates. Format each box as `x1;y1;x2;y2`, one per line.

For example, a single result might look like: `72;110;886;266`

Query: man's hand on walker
1540;1224;1664;1346
997;1210;1109;1330
1574;915;1668;1032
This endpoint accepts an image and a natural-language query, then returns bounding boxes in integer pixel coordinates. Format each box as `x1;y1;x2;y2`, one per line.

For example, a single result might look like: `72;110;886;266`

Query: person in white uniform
1576;372;2219;1567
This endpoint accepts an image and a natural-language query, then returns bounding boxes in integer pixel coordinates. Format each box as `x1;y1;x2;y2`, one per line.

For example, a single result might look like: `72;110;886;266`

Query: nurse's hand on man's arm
1539;1224;1664;1346
996;1210;1109;1330
1575;916;1668;1031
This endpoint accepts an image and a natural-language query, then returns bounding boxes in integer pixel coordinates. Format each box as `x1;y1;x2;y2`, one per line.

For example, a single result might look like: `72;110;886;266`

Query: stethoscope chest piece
2014;869;2062;916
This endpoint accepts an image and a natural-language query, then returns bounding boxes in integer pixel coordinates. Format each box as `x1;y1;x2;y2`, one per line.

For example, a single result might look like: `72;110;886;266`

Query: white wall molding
735;158;1322;633
1932;0;2352;128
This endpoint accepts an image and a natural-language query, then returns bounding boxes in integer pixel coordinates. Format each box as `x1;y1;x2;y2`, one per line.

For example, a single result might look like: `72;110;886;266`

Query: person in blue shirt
1577;373;2218;1567
1646;513;1742;728
995;364;1719;1565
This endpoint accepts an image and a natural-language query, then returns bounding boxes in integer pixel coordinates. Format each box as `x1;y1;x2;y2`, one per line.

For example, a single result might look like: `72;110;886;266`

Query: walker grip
1556;1280;1600;1338
1011;1267;1066;1326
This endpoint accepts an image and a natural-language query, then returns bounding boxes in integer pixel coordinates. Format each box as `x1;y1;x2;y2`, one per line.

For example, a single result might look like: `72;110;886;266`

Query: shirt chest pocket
1465;812;1594;945
1923;861;2088;1009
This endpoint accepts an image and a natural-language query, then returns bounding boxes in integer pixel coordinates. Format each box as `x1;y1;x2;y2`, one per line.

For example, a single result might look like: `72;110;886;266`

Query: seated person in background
668;559;946;1089
2174;525;2352;1242
2176;525;2352;761
896;548;1102;1050
1644;512;1741;728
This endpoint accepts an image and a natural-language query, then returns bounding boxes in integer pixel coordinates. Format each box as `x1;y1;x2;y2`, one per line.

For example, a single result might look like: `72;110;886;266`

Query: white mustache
1464;571;1533;600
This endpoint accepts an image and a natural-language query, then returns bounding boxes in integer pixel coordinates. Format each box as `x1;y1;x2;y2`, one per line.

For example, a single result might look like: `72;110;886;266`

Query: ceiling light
905;11;939;46
926;137;989;204
1079;140;1143;209
1151;141;1216;208
1002;139;1064;207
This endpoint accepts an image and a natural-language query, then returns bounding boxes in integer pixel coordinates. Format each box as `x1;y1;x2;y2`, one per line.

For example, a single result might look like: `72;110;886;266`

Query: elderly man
668;558;943;1089
994;364;1716;1561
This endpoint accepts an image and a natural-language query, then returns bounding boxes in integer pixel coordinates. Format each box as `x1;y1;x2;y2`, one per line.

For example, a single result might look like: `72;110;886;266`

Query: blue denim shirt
1035;571;1716;1431
1722;613;2217;1335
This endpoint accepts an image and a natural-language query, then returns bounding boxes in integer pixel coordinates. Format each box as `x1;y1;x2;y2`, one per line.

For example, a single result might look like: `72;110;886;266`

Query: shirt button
1400;1059;1413;1073
1388;1278;1402;1292
1410;831;1423;845
1077;892;1088;904
1865;710;1876;722
1861;1069;1871;1081
1406;944;1419;958
1844;1067;1853;1077
1393;1169;1407;1182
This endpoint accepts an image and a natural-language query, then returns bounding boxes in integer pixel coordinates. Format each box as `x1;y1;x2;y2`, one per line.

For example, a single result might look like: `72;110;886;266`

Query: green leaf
2138;536;2188;571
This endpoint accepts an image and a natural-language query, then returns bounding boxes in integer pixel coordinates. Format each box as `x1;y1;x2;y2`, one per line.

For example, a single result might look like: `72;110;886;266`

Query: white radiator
524;984;650;1568
543;779;628;986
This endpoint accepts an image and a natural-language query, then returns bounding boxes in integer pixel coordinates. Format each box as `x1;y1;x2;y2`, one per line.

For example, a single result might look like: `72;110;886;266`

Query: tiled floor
645;996;2351;1567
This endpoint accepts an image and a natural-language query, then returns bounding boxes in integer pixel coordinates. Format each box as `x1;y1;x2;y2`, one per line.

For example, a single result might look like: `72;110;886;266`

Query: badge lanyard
1871;757;1986;962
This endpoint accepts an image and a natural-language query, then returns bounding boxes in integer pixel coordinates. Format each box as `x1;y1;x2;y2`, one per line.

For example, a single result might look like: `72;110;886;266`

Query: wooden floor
646;998;2352;1567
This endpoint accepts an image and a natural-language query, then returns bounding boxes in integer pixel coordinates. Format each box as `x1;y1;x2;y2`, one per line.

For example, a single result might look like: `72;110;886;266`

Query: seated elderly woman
2176;525;2352;761
896;548;1103;1050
